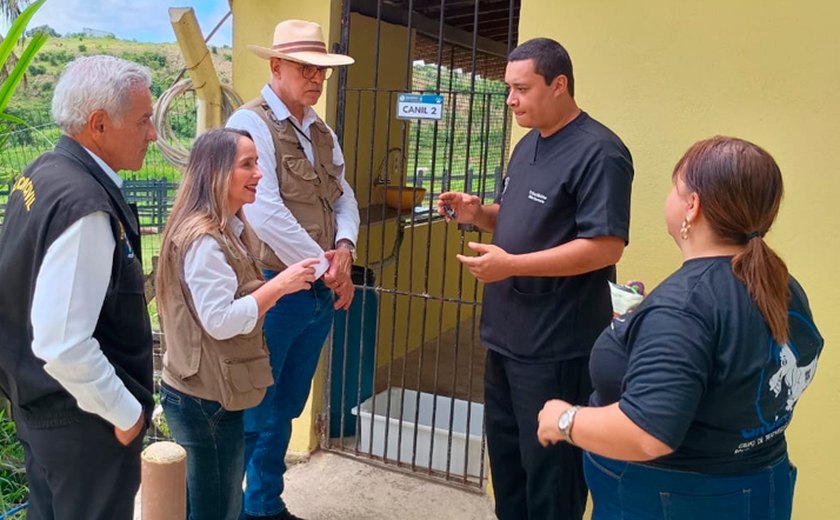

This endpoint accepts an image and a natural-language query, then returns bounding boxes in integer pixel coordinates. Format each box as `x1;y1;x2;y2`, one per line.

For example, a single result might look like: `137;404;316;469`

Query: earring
680;218;691;240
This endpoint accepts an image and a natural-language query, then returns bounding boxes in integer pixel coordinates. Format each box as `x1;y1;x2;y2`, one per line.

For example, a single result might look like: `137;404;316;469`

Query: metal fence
0;120;181;266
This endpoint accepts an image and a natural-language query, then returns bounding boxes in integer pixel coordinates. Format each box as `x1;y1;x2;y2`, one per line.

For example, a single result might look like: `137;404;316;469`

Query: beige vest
243;97;344;271
160;226;272;411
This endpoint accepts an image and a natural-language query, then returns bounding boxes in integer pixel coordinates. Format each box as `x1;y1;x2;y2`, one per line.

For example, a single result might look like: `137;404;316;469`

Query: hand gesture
324;249;355;310
456;241;514;283
272;258;319;295
437;191;482;224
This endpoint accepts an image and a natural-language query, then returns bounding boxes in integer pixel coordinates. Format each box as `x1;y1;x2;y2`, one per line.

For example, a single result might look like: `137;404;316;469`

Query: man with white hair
226;19;359;520
0;55;157;519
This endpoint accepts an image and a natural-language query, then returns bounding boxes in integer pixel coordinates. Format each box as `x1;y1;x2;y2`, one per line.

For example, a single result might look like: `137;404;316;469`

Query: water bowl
381;185;427;210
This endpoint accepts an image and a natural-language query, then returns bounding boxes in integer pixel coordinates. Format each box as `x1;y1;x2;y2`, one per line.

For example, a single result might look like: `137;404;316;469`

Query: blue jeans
160;383;244;520
242;277;335;517
584;451;797;520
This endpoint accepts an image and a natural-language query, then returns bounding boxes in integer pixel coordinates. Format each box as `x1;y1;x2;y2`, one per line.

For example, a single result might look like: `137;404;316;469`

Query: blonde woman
156;128;318;520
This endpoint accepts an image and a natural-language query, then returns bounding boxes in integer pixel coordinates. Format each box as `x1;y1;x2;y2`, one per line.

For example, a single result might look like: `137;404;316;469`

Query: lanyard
286;118;312;144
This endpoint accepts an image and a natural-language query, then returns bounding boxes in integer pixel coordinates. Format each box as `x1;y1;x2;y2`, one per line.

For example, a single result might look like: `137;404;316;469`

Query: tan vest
160;227;272;411
243;97;344;271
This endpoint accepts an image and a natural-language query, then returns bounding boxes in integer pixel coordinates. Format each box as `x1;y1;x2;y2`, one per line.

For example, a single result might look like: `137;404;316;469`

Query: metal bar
421;0;451;476
329;449;485;490
441;0;480;479
364;0;387;459
380;89;400;464
395;112;424;464
334;0;353;143
408;0;446;472
335;47;367;448
460;91;494;484
324;0;517;488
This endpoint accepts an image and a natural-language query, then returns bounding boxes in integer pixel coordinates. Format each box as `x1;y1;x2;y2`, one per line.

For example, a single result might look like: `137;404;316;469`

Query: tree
0;0;27;23
26;23;59;38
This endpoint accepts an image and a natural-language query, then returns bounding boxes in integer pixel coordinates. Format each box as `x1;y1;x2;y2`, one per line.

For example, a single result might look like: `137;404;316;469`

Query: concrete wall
518;1;839;518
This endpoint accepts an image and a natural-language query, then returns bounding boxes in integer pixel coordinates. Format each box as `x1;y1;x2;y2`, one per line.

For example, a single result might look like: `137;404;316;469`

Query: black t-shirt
590;256;823;473
481;111;633;361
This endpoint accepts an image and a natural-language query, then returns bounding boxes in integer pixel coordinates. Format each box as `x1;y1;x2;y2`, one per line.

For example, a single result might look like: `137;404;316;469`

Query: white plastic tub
351;388;485;477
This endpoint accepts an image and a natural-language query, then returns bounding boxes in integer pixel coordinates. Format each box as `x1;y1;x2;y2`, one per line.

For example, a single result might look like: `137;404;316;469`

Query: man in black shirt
439;38;633;519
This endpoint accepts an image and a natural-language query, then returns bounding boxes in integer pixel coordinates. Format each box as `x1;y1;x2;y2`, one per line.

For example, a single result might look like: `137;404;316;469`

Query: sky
22;0;233;46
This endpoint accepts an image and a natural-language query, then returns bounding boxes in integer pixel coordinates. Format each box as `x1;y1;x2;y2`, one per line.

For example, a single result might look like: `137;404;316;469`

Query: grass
0;410;28;519
1;123;183;185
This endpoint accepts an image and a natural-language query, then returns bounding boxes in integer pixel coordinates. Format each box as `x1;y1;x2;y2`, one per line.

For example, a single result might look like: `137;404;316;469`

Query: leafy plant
0;409;28;516
0;0;49;158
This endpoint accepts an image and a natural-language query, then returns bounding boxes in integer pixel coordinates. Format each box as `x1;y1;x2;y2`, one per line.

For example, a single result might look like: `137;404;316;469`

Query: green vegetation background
2;34;234;185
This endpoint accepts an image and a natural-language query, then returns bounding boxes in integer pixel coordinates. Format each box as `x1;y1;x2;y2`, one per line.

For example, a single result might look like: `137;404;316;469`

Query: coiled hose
151;78;243;168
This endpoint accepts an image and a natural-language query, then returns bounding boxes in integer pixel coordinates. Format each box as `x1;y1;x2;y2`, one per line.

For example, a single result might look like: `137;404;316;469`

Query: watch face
559;413;571;429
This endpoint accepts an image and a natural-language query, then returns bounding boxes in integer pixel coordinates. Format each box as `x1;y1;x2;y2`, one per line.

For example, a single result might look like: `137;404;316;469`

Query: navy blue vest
0;136;153;427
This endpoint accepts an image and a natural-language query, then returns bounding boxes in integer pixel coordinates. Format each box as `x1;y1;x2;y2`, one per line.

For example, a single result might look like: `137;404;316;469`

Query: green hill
9;34;233;123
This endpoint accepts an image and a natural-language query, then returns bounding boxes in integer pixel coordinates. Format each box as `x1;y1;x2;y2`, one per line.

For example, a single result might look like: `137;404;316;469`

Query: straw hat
247;19;354;66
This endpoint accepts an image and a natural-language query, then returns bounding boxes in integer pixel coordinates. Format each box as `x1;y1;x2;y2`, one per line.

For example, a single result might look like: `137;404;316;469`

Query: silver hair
51;55;152;135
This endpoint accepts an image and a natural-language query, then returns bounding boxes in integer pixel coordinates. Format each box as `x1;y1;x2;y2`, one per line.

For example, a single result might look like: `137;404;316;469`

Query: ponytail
732;237;790;344
676;136;790;344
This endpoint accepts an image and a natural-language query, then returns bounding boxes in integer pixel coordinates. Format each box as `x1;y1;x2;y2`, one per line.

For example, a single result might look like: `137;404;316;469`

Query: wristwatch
337;240;357;262
558;406;580;445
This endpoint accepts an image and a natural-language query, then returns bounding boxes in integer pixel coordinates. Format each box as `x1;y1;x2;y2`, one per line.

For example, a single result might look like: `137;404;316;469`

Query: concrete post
141;441;187;520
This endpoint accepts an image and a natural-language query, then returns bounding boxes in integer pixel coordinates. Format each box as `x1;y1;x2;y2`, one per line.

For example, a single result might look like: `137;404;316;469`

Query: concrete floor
135;450;496;520
282;451;495;519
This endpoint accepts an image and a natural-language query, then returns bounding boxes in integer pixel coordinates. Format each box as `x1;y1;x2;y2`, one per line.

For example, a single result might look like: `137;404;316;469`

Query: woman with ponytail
537;136;823;519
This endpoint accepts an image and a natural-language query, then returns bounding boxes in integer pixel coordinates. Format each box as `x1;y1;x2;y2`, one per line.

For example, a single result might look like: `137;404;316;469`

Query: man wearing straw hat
226;19;359;520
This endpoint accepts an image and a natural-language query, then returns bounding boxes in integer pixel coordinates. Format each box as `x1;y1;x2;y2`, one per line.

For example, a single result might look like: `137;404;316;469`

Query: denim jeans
584;451;797;520
160;383;245;520
242;277;335;517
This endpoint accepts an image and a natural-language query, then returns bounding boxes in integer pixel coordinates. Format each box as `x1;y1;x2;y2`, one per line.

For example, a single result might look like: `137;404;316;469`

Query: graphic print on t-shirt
737;312;821;453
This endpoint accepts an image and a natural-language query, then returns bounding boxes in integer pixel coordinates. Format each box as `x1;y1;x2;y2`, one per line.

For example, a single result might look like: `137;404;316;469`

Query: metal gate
324;0;520;490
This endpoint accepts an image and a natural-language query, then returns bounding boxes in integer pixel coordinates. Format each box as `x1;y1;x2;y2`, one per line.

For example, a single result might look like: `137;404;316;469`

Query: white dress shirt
182;216;259;340
226;84;360;279
30;147;141;431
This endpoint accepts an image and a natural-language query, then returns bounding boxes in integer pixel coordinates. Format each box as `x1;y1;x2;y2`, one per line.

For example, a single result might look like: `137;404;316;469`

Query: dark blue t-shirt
481;112;633;361
590;256;823;473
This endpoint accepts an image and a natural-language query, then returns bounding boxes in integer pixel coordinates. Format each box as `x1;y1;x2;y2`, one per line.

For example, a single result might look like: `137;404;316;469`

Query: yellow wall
519;1;840;518
231;0;341;120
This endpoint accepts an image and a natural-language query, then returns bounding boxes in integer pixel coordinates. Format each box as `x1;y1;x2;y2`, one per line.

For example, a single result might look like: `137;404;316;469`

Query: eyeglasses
292;62;333;80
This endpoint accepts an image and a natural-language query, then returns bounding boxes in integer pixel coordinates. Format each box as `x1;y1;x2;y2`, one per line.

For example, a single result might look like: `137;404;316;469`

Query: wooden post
169;7;223;133
141;441;187;520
